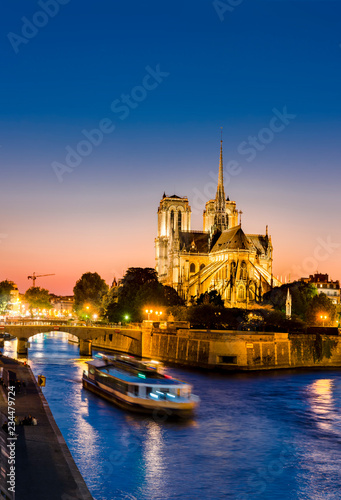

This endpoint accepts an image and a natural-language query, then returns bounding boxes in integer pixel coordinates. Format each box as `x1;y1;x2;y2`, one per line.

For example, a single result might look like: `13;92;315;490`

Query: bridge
0;322;142;356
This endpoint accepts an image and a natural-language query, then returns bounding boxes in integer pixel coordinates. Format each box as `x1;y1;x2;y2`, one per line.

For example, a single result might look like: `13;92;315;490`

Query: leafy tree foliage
163;286;185;306
187;304;223;329
118;268;158;301
0;280;15;315
73;272;109;316
186;305;305;332
263;281;317;321
197;290;224;307
24;287;51;313
166;306;189;322
104;268;184;322
305;293;336;326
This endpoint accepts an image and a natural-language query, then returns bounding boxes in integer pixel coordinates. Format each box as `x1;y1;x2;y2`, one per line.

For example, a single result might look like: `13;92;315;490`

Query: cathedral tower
155;194;191;280
203;138;238;234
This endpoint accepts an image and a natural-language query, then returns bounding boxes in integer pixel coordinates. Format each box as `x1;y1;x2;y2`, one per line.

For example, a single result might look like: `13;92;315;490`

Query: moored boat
82;354;200;417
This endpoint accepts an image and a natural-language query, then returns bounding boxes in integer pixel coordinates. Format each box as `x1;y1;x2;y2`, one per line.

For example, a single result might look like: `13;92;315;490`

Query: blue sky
1;0;341;294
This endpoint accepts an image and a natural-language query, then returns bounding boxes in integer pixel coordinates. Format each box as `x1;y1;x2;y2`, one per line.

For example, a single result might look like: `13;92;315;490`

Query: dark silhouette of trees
24;287;51;314
263;281;317;321
0;280;15;315
104;268;184;322
73;272;109;317
305;293;336;326
197;290;224;307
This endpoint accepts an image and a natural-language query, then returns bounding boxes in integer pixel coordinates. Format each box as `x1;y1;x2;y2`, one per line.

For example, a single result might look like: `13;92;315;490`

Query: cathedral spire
215;131;225;206
218;129;224;189
213;130;227;232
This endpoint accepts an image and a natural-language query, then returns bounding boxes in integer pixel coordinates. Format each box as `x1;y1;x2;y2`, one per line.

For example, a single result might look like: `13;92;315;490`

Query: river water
3;333;341;500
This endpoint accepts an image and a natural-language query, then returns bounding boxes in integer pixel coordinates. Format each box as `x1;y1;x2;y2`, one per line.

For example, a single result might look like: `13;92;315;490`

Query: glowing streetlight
145;309;163;321
93;314;98;321
145;309;153;320
319;314;328;327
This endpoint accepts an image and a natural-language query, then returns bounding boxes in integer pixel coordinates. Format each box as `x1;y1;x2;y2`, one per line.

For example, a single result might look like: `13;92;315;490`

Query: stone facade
155;140;281;306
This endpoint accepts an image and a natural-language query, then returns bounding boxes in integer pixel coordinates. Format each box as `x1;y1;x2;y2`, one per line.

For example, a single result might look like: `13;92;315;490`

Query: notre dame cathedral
155;140;281;307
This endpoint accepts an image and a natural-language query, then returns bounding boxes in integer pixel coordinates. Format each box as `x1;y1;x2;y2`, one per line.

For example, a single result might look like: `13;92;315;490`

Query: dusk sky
1;0;341;295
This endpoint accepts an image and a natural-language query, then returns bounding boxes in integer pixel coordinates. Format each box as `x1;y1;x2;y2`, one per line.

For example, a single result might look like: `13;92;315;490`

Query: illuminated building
302;273;340;306
155;140;281;306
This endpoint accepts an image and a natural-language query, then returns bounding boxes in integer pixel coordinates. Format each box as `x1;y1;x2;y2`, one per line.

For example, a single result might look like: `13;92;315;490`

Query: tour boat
82;354;200;417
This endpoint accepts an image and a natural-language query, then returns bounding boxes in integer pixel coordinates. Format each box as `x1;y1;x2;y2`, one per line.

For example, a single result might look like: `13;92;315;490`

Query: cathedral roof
179;231;210;253
210;225;253;252
247;234;270;255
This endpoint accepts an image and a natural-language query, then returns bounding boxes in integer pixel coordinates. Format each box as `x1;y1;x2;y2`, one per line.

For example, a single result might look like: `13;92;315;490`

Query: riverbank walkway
0;355;93;500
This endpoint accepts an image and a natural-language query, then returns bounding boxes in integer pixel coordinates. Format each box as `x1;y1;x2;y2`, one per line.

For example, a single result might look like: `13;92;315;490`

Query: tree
263;281;317;321
101;286;119;318
115;268;165;322
166;305;189;321
118;268;159;302
103;268;185;323
24;287;51;314
0;280;15;315
188;304;223;329
197;290;224;307
305;293;336;326
73;272;109;318
163;286;185;306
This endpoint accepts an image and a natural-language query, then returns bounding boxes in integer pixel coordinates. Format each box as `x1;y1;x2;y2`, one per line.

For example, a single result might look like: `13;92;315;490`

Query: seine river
4;333;341;500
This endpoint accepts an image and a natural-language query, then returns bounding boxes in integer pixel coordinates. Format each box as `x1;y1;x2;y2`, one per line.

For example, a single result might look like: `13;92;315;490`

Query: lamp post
320;314;328;327
145;309;163;321
145;309;153;320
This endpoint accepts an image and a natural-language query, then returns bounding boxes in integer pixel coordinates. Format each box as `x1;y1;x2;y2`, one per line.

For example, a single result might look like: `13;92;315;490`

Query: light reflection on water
3;335;341;500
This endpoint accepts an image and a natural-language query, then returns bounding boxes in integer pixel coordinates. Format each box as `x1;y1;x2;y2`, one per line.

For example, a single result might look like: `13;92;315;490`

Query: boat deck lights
149;393;158;399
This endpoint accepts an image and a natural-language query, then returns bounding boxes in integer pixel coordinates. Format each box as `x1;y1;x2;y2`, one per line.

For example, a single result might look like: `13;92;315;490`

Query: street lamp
320;314;328;327
145;309;153;320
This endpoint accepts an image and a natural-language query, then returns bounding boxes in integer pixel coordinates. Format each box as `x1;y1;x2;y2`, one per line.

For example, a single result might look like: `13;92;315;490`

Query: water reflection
142;423;166;498
307;379;338;434
3;335;341;500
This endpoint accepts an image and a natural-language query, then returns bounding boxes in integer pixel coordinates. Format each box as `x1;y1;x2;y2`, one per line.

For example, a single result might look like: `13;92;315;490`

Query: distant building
9;283;20;315
50;295;74;316
302;273;340;305
155;140;281;307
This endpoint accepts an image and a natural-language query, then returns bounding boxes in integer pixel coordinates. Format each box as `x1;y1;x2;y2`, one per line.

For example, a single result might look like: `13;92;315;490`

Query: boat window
128;385;139;396
146;387;153;396
155;389;169;400
89;368;95;374
96;373;128;394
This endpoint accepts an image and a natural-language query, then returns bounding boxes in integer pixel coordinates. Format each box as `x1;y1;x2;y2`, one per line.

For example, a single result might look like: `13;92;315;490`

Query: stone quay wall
141;329;341;370
69;326;341;371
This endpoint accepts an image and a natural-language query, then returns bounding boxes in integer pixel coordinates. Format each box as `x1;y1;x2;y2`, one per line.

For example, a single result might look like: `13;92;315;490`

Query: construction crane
27;272;55;287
